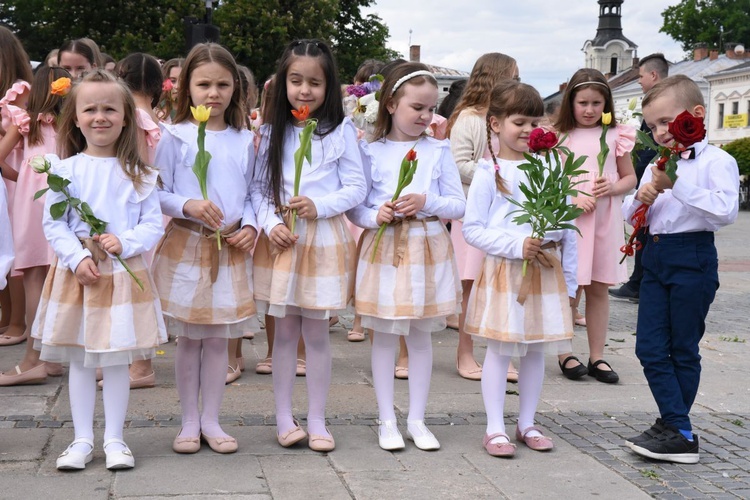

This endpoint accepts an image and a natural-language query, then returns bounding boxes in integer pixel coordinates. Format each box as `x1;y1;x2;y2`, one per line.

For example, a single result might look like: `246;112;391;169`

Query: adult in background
609;53;668;303
446;53;520;382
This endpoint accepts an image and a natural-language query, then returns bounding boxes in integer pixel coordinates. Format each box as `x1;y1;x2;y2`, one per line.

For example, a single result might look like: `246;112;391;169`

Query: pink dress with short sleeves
565;124;636;286
7;105;56;269
1;81;30;215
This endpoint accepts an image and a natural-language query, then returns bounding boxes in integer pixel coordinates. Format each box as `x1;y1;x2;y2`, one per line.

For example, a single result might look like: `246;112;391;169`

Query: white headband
572;80;610;91
391;70;436;95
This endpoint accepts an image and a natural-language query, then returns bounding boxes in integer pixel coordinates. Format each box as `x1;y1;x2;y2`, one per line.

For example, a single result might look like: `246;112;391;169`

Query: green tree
332;0;400;83
660;0;750;53
724;137;750;176
214;0;339;82
0;0;202;61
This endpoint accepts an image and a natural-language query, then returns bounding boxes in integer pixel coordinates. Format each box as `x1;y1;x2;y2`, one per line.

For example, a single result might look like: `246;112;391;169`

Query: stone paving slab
0;212;748;499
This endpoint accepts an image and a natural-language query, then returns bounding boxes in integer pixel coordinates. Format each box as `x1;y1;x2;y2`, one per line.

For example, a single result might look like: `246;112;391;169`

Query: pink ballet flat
483;433;516;457
516;425;554;451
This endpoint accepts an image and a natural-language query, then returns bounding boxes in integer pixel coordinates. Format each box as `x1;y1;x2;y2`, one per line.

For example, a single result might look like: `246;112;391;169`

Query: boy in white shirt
622;74;739;464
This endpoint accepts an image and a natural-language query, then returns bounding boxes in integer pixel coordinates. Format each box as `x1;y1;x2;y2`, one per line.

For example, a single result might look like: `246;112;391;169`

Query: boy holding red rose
622;75;740;464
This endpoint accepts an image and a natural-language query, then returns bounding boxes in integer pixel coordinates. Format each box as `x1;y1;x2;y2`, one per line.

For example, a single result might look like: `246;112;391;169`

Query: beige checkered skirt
464;247;573;356
253;214;356;319
151;220;257;333
355;218;462;336
31;247;167;368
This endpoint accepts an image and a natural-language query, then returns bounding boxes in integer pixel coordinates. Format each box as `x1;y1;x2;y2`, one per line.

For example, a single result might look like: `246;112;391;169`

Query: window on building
718;103;724;129
732;101;739;115
610;56;618;74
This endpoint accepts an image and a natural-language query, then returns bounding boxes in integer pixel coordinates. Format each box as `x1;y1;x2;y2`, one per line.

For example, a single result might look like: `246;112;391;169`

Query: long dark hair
115;53;163;108
263;39;343;209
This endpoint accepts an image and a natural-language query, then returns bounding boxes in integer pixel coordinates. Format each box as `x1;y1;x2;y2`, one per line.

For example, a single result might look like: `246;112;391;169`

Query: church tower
582;0;637;75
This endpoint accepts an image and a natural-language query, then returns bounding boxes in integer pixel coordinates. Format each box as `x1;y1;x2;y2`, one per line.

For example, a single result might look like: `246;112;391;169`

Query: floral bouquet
370;146;418;263
345;75;383;135
190;105;222;249
506;129;588;276
32;156;144;291
620;110;706;261
617;97;641;127
290;105;318;235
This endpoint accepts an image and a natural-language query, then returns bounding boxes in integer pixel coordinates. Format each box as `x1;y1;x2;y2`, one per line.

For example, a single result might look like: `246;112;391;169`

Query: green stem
73;206;145;292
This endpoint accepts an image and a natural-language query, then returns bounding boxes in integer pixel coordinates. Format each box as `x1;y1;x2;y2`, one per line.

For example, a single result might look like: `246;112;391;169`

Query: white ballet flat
377;420;405;451
406;420;440;451
56;438;94;470
103;438;135;470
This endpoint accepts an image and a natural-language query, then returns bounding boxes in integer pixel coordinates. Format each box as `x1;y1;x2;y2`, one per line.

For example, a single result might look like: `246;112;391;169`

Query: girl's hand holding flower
75;257;100;286
183;199;224;230
522;237;543;261
269;223;298;250
376;201;396;226
395;193;426;217
225;226;257;253
94;233;122;255
592;176;612;198
289;195;318;220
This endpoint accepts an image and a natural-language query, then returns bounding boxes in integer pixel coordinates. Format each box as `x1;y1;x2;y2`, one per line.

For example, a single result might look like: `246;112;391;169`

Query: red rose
668;110;705;147
162;79;173;92
405;148;417;162
528;128;557;153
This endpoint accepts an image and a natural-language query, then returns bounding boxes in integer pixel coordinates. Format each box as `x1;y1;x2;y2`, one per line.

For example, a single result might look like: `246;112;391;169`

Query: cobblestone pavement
0;212;748;499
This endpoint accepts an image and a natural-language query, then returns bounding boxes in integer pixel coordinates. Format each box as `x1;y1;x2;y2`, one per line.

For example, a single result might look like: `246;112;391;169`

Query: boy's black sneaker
630;425;699;464
625;418;666;448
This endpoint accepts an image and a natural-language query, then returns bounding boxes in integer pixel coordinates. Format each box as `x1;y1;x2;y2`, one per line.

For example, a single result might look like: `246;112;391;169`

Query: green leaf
50;200;68;219
33;188;49;200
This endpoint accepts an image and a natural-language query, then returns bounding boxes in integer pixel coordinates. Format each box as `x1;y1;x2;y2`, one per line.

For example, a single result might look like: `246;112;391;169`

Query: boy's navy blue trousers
635;231;719;431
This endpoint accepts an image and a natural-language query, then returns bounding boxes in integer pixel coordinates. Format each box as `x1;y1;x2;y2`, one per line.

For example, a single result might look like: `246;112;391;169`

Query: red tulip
291;105;310;122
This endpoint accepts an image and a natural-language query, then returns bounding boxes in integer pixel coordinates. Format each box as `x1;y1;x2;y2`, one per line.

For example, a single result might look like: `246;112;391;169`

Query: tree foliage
723;137;750;176
332;0;400;82
0;0;397;84
660;0;750;53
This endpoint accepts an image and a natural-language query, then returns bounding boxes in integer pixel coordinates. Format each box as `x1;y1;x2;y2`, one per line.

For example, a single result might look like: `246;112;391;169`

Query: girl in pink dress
114;53;164;390
0;67;71;388
0;25;33;347
554;68;636;383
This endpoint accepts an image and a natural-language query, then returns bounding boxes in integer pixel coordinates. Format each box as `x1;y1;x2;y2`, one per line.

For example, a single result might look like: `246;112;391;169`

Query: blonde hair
57;70;154;190
446;53;517;136
642;74;704;110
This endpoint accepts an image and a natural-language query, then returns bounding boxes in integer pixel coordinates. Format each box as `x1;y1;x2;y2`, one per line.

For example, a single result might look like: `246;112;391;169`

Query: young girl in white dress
463;81;578;457
31;70;167;470
253;39;366;452
152;43;259;455
348;62;465;451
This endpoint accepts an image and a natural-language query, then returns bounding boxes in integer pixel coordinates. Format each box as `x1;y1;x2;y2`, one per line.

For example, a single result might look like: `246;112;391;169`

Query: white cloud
363;0;684;97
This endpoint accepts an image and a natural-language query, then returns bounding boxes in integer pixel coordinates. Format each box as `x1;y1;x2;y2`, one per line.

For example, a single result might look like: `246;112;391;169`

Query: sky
362;0;686;98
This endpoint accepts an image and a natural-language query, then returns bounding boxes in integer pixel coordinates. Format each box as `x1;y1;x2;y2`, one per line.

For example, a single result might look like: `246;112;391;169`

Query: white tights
175;336;231;439
482;340;545;442
273;315;331;437
371;327;433;424
68;360;130;453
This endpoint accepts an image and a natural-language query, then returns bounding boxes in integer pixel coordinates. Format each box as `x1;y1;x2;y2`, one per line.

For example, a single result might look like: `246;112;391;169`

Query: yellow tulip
601;112;612;126
191;105;212;123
